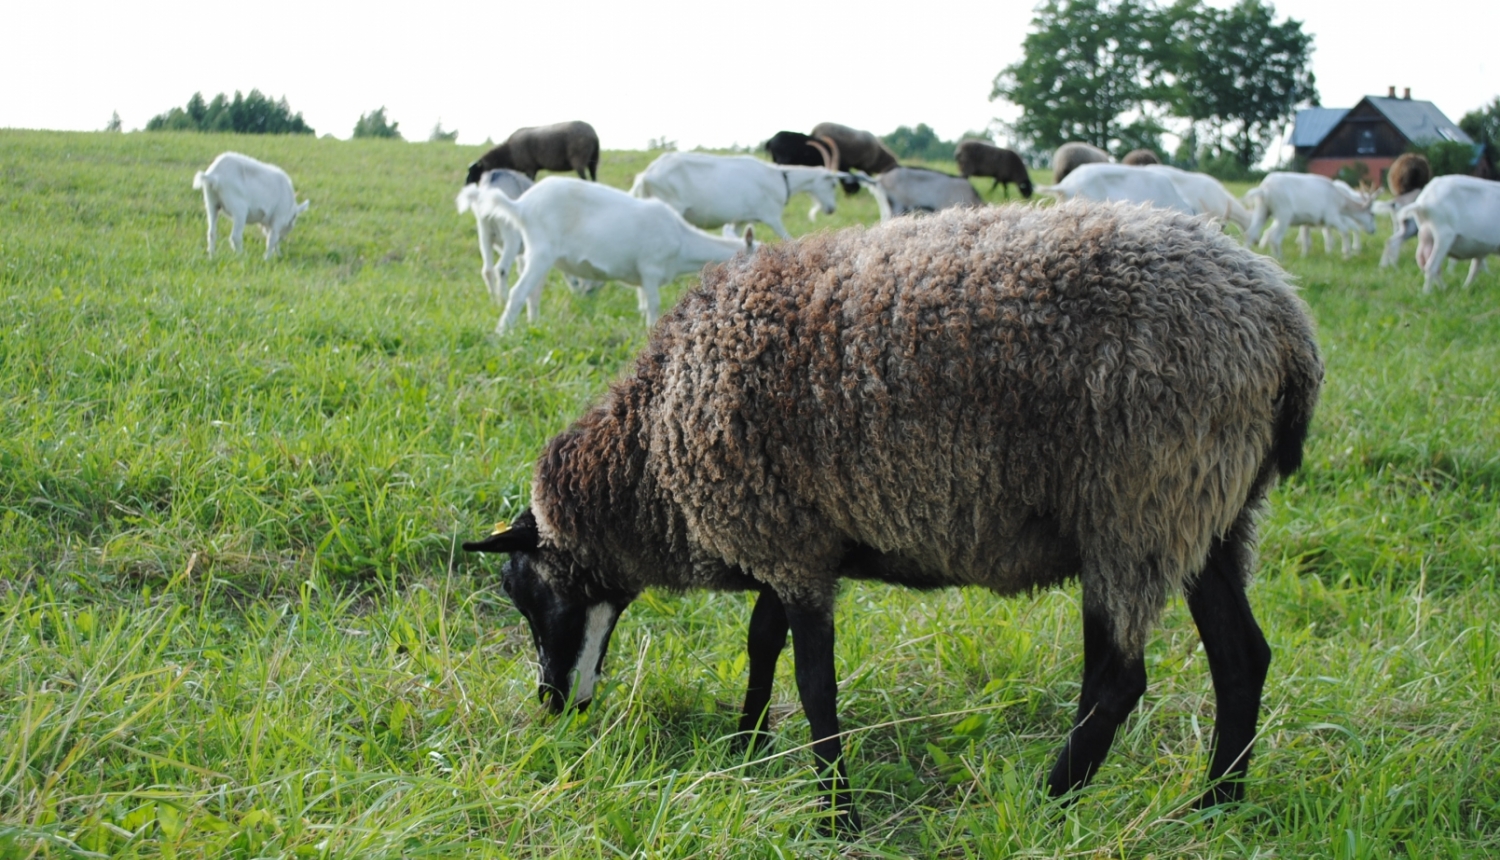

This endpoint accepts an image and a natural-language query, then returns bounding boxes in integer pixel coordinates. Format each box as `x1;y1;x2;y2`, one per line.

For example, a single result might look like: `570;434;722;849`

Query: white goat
1396;175;1500;292
1143;165;1252;235
1243;173;1376;259
192;152;309;258
629;152;843;240
456;169;533;306
1036;163;1196;214
468;177;756;333
1375;189;1423;267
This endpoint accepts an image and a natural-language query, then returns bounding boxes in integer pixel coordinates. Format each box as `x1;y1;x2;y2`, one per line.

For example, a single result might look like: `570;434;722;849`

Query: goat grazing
1243;173;1377;259
455;169;534;306
463;177;754;332
630;150;844;239
465;121;600;184
954;140;1033;198
1051;141;1111;182
864;166;983;220
466;202;1322;831
192;152;309;259
1397;174;1500;291
1036;163;1195;214
1143;165;1252;235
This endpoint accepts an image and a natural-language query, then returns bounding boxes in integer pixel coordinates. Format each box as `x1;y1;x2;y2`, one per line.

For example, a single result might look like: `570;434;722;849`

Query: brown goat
465;121;599;185
810;122;900;175
955;140;1033;198
1052;142;1111;182
1123;148;1161;166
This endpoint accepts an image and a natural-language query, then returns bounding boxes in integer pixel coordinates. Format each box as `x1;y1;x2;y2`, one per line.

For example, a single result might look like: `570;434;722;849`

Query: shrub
353;108;402;140
881;124;955;162
1407;140;1479;177
1335;160;1370;187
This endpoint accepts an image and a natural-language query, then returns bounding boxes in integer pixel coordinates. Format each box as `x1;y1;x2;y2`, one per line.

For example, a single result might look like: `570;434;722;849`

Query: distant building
1292;87;1475;183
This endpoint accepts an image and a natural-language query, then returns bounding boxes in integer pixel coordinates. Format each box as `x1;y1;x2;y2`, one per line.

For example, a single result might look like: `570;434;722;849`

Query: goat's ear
297;200;310;213
464;511;540;554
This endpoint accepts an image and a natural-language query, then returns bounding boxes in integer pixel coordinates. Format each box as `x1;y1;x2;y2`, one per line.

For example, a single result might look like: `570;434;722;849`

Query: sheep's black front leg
1186;530;1271;807
785;603;861;834
1047;606;1147;799
736;589;789;749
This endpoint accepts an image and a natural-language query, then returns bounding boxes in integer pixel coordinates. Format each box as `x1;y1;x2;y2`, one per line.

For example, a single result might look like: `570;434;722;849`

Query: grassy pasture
1;128;1497;858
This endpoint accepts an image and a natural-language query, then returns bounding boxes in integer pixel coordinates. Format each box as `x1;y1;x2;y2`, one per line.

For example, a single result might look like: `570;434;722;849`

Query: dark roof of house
1291;108;1348;148
1363;96;1473;145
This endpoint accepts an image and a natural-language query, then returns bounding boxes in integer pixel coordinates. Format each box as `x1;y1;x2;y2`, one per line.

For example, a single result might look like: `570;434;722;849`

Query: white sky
2;0;1494;154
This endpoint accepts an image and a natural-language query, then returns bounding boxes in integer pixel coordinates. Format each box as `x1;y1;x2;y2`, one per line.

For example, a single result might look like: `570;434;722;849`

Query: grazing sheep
1122;148;1161;165
464;121;600;184
764;131;857;195
192;152;309;259
954;140;1033;198
863;166;983;220
1379;153;1434;266
466;202;1323;831
1051;141;1111;182
810;122;900;176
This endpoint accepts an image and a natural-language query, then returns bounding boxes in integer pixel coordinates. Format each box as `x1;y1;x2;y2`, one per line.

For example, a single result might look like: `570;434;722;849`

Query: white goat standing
469;177;756;333
629;151;843;240
456;169;534;307
1242;173;1376;259
192;152;309;258
1397;174;1500;292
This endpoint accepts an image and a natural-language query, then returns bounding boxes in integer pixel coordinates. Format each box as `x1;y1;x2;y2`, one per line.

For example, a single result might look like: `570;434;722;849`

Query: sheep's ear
743;226;755;250
464;512;540;553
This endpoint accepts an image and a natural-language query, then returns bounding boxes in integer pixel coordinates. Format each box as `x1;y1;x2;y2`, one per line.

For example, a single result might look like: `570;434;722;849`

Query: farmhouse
1293;88;1481;183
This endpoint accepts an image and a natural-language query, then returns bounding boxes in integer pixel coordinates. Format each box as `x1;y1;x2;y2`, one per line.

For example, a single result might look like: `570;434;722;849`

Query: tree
428;121;459;143
353;108;402;140
1166;0;1316;168
105;111;122;132
1459;97;1500;147
991;0;1167;153
145;90;314;135
881;124;955;161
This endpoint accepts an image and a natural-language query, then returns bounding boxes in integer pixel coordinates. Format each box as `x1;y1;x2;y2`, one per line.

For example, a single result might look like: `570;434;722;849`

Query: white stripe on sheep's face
464;513;625;713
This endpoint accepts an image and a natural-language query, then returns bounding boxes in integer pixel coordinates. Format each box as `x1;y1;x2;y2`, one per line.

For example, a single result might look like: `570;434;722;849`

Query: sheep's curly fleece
527;201;1322;652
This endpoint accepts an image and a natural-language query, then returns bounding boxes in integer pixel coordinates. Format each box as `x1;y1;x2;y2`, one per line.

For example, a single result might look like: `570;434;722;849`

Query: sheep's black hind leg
1186;530;1272;807
736;589;789;750
1046;606;1147;799
785;603;861;834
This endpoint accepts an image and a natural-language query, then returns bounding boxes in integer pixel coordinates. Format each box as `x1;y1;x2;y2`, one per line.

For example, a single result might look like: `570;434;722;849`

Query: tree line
993;0;1316;170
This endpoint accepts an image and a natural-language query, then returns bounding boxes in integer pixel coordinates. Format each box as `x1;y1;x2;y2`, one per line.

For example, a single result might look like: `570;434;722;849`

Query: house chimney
1403;87;1411;100
1388;86;1396;98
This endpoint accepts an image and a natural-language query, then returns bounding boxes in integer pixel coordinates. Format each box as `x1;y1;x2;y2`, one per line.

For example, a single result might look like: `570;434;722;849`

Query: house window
1357;130;1376;155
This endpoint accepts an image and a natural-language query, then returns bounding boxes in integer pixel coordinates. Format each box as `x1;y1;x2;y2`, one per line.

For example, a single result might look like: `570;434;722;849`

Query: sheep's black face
464;161;485;186
499;553;623;713
1019;178;1034;199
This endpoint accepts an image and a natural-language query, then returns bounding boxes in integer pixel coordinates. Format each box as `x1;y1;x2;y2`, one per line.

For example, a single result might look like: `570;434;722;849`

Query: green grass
1;128;1497;858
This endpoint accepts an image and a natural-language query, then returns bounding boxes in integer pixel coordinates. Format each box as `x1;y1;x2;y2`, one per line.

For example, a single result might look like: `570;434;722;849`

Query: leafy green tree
1407;141;1480;177
881;124;955;161
991;0;1167;152
428;122;459;143
1166;0;1315;167
145;90;314;135
1459;97;1500;147
105;111;122;133
353;108;402;140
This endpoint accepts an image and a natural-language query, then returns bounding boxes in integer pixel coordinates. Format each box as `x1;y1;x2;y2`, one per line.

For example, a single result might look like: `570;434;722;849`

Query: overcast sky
3;0;1493;156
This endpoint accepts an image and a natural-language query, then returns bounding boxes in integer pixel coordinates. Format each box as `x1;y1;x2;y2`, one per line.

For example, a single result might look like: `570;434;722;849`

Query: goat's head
465;511;632;714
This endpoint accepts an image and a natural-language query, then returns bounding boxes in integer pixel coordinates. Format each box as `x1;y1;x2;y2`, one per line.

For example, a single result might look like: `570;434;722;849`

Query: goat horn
818;135;841;171
807;139;833;171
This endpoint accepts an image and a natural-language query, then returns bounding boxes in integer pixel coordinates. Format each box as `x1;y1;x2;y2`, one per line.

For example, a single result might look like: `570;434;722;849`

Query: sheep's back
631;203;1315;634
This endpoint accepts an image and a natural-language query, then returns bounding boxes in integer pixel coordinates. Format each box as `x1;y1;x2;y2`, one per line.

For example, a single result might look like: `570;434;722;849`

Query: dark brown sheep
464;121;599;185
1052;141;1111;182
1122;148;1161;165
467;202;1322;832
1387;152;1432;196
810;121;900;176
954;140;1033;198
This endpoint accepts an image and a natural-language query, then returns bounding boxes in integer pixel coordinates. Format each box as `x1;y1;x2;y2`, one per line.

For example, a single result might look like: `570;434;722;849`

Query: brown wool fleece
526;201;1322;653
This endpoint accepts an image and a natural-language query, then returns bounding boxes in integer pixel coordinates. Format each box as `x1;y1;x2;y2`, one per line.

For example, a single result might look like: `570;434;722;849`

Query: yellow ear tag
490;520;509;535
